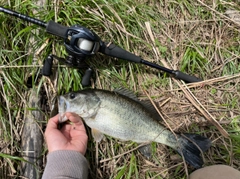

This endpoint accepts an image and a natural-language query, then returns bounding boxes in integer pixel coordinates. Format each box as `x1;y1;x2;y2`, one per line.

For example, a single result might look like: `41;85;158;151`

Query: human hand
45;112;88;155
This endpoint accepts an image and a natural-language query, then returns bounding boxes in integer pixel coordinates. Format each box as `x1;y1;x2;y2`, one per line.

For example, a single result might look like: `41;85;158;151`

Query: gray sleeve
42;150;88;179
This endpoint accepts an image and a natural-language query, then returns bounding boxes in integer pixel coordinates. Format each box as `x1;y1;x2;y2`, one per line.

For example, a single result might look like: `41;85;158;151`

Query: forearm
42;150;88;179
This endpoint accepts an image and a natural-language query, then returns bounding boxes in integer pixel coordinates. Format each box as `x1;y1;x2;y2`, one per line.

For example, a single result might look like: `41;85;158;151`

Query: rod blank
0;6;46;27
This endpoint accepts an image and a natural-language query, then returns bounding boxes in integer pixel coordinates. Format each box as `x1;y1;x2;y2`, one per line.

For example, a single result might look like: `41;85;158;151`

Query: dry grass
0;0;240;179
87;75;240;179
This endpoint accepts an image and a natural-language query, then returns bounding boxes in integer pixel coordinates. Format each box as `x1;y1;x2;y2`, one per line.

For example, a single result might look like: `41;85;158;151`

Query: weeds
0;0;240;178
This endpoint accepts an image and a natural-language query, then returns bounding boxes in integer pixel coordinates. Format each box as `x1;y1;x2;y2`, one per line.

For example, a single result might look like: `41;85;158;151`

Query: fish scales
84;90;173;145
58;89;211;169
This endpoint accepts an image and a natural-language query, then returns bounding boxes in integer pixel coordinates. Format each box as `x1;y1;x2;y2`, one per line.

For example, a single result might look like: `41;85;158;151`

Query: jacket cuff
42;150;88;179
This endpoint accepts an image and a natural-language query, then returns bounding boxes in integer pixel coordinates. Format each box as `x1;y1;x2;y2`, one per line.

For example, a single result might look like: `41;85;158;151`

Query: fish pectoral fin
91;128;104;142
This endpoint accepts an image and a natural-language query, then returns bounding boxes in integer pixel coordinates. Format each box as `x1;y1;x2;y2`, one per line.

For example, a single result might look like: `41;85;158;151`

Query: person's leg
189;165;240;179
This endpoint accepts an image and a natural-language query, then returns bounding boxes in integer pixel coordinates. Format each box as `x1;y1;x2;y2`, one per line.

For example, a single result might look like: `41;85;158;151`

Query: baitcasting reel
0;6;202;86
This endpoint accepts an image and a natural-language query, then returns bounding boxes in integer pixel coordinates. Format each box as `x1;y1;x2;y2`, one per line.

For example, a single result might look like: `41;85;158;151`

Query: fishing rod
0;6;202;86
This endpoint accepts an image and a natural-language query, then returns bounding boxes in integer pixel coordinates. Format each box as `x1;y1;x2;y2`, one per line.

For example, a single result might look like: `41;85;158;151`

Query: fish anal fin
91;128;104;142
138;144;152;159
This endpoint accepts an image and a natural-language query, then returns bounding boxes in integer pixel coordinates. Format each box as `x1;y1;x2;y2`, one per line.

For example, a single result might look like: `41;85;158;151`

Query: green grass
1;0;240;178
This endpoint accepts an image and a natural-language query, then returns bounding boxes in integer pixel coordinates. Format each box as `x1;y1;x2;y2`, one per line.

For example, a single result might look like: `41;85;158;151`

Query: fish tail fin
177;133;211;169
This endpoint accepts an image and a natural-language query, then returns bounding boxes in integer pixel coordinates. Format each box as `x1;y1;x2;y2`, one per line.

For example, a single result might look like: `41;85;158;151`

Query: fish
58;89;211;169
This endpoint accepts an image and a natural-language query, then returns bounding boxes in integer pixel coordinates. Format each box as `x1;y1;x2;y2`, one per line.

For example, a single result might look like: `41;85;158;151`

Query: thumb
65;112;83;125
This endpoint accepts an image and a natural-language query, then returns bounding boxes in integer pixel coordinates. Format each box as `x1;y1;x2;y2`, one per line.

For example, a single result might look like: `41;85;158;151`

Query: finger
60;123;72;139
65;112;83;126
60;123;72;133
46;114;59;130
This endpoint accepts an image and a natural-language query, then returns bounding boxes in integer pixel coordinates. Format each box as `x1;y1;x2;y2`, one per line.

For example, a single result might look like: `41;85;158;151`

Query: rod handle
46;21;68;39
81;68;93;87
173;70;202;83
41;55;53;76
100;42;142;63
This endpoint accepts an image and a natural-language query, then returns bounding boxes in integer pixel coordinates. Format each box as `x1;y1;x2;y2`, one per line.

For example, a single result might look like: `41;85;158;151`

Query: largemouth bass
58;89;211;168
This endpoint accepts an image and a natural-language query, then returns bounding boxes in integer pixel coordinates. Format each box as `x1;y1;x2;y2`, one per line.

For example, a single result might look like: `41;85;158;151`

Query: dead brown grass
87;74;240;178
0;0;240;179
85;1;240;178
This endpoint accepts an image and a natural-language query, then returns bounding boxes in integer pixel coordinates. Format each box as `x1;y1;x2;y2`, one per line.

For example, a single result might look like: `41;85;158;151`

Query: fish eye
69;93;75;99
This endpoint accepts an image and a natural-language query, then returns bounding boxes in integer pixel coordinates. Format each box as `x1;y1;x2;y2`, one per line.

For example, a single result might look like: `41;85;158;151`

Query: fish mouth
58;96;69;123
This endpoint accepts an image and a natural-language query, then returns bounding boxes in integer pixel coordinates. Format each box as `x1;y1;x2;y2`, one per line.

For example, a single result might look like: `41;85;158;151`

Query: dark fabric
42;150;88;179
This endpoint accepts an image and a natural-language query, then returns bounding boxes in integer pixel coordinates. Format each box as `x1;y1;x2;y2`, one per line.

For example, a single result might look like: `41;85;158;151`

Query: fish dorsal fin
139;99;162;122
114;88;162;121
114;88;139;101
